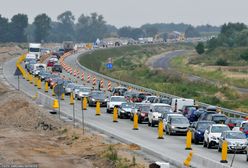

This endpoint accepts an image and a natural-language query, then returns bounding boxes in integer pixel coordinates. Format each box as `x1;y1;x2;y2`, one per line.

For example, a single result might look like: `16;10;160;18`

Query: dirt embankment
0;45;148;168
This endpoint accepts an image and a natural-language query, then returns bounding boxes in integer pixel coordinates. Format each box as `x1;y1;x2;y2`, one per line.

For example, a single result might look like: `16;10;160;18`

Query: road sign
54;84;65;97
106;63;113;70
14;68;22;76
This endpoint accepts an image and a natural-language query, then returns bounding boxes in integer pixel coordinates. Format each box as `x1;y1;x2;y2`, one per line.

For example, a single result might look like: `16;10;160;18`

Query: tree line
0;11;220;43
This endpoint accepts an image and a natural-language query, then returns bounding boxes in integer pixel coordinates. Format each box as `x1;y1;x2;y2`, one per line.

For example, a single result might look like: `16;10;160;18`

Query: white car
142;96;157;103
106;96;126;113
203;124;230;149
76;87;92;99
148;103;172;127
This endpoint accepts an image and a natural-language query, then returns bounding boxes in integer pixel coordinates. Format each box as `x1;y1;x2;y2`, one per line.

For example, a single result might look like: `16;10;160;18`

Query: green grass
79;44;248;112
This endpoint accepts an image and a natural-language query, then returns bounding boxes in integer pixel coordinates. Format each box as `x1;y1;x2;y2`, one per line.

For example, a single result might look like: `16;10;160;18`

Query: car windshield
111;97;126;102
141;106;150;112
30;48;40;52
213;116;227;122
211;126;229;133
91;92;105;98
226;132;246;139
230;119;244;124
80;88;91;92
147;97;156;102
160;99;170;104
171;117;189;124
154;106;171;113
197;122;213;131
121;103;132;108
67;84;75;88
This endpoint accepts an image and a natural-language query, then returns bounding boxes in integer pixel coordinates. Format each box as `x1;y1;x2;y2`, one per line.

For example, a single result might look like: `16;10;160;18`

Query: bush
195;42;205;55
215;58;228;66
240;50;248;61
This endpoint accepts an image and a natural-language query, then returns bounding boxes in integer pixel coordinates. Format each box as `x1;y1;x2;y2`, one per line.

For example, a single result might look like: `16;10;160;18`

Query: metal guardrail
74;50;247;118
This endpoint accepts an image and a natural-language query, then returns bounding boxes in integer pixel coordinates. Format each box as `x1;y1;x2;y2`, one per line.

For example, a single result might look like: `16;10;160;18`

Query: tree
143;26;158;37
0;15;9;42
195;42;205;54
33;13;51;42
57;11;75;41
185;26;200;38
76;13;107;42
10;14;28;42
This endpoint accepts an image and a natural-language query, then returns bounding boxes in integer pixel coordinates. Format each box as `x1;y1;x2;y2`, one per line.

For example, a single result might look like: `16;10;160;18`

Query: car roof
151;103;170;106
211;124;228;127
210;114;226;117
111;96;125;98
168;114;183;117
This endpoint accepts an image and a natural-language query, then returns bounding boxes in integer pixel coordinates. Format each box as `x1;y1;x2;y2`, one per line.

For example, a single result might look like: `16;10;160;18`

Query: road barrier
87;74;90;83
185;130;192;150
96;101;101;115
220;141;228;163
37;79;41;89
133;113;138;130
108;81;111;91
113;107;118;122
70;92;74;105
53;99;59;109
45;82;48;92
61;93;65;100
93;76;96;85
75;51;248;118
81;72;84;81
100;79;104;88
158;120;164;139
184;151;193;167
83;97;87;110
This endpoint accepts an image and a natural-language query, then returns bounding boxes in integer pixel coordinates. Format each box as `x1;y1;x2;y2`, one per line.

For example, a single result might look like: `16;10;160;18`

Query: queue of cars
107;86;248;159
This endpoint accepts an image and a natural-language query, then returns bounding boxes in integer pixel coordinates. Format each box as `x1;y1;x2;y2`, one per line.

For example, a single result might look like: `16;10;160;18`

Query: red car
47;60;55;67
137;104;150;123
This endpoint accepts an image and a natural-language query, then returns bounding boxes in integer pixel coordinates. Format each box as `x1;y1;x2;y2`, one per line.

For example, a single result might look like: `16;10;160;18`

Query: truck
29;43;41;60
62;41;74;52
171;98;195;112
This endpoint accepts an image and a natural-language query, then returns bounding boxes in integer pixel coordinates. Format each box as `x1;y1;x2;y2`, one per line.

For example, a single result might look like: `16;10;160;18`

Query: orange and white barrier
100;79;104;88
81;72;84;81
108;81;111;91
87;74;90;83
73;70;77;76
92;76;96;85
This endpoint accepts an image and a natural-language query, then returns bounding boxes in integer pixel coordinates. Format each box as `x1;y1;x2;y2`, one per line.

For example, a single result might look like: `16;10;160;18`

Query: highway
3;51;248;168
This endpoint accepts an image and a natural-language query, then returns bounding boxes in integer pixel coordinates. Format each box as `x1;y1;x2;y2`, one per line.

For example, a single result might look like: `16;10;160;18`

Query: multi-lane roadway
3;51;247;168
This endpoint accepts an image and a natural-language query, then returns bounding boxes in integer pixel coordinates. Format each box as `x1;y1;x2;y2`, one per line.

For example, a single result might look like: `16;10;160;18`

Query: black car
52;64;62;73
88;91;107;107
190;121;214;144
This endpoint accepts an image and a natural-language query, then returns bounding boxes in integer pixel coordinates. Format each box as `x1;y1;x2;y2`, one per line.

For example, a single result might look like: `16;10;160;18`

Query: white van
29;43;41;60
171;98;195;112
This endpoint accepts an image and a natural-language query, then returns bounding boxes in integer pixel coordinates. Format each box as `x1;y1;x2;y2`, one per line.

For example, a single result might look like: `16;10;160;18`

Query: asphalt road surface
3;52;248;168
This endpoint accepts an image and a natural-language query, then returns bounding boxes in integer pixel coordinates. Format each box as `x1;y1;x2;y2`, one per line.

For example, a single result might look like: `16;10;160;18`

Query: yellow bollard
96;101;101;115
44;82;48;92
113;107;118;122
158;120;164;139
220;140;228;163
70;92;74;105
61;92;65;100
185;130;192;150
25;73;29;81
83;97;87;110
52;86;55;96
184;151;193;167
29;75;33;84
133;113;139;130
37;79;41;89
53;99;59;109
34;77;37;86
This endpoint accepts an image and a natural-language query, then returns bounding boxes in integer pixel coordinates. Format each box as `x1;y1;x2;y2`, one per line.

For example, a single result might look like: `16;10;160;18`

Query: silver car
77;87;92;99
165;116;190;135
218;131;247;153
65;83;76;95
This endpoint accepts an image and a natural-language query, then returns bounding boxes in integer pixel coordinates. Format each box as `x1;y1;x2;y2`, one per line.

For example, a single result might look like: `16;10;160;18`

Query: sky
1;0;248;28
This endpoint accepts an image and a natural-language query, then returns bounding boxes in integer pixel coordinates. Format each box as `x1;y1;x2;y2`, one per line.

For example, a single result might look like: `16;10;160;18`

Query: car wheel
246;154;248;162
106;109;110;113
138;117;142;124
218;146;221;152
207;140;211;149
203;140;207;148
148;120;151;126
151;120;155;127
119;113;123;119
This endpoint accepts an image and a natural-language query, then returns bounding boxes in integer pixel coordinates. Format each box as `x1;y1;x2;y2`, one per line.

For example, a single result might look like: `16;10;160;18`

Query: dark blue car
190;121;214;144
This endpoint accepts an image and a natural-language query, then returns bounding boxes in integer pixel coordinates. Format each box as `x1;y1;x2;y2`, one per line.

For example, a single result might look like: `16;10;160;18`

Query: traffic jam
23;42;248;162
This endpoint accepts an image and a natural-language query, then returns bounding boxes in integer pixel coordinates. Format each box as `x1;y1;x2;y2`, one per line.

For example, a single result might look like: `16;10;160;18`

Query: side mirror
150;109;152;112
205;130;209;134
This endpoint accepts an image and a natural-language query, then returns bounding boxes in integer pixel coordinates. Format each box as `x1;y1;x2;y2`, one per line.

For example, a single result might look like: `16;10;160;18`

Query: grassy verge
79;44;248;112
